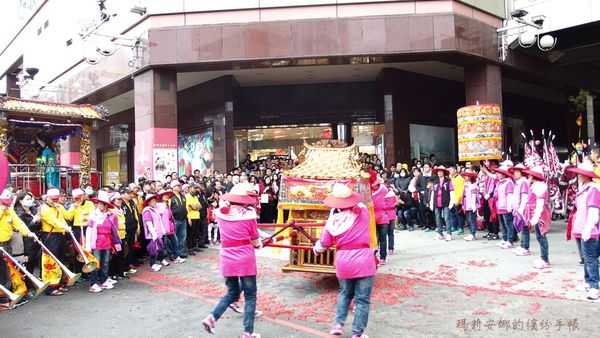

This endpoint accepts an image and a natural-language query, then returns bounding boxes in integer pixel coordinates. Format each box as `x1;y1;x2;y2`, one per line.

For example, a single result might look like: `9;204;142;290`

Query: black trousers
187;219;201;249
41;232;66;293
199;218;209;246
0;242;12;303
484;199;499;234
124;226;137;267
71;227;86;274
109;247;127;277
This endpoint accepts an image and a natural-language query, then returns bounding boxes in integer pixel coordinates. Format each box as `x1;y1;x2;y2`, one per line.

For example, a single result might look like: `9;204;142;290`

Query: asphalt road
1;220;599;338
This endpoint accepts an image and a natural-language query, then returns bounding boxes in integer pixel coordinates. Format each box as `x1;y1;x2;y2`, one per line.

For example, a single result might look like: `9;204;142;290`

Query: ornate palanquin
275;141;376;274
0;97;107;194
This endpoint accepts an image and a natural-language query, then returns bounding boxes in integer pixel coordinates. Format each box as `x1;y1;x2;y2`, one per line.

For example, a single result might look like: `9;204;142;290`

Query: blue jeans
581;238;600;289
387;221;395;251
90;249;111;286
335;276;375;335
174;219;188;256
164;234;179;260
520;225;530;250
498;213;515;243
465;210;477;235
376;224;388;260
212;276;257;334
448;206;465;231
434;207;450;235
398;208;417;229
534;225;549;262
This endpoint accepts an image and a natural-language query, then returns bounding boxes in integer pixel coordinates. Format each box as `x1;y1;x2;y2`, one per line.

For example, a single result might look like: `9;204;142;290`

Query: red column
464;63;502;107
133;69;178;181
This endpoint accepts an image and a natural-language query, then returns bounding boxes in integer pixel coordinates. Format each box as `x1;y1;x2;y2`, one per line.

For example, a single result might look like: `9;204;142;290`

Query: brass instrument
67;230;98;274
0;247;48;297
34;238;81;286
0;282;23;308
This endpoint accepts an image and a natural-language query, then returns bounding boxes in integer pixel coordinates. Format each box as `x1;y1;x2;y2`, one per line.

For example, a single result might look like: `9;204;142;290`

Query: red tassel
352;205;361;214
220;206;230;214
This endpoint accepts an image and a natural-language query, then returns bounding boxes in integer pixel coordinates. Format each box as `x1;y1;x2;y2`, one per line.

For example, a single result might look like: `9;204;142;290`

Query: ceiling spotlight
539;35;557;50
97;39;116;56
84;48;100;65
510;9;529;19
130;6;146;16
531;15;546;27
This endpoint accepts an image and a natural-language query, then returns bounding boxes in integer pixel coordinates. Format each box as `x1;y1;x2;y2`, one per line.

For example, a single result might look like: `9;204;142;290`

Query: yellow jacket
40;204;69;233
112;210;126;239
186;193;200;220
451;174;465;205
65;200;95;227
594;165;600;184
0;208;31;242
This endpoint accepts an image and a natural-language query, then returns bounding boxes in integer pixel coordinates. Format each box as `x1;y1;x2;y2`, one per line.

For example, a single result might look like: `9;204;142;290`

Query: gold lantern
457;104;503;162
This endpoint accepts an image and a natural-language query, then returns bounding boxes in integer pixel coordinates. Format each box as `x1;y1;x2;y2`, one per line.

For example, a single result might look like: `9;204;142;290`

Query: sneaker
398;225;407;231
88;284;103;293
240;333;261;338
128;268;138;274
174;256;186;263
457;228;464;235
482;233;492;239
101;281;114;290
352;335;369;338
151;264;162;272
388;249;394;256
408;226;415;232
228;302;243;313
515;248;531;256
575;284;590;292
254;310;263;318
488;234;500;240
161;259;170;266
500;242;514;249
444;232;452;241
463;234;475;241
496;240;507;247
330;323;344;336
587;288;600;300
424;228;434;233
188;250;197;256
379;259;388;266
202;314;216;334
533;259;551;269
434;234;444;240
579;259;585;266
106;277;117;285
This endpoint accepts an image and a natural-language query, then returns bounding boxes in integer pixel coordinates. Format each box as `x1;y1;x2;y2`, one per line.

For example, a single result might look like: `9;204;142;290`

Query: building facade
1;0;598;184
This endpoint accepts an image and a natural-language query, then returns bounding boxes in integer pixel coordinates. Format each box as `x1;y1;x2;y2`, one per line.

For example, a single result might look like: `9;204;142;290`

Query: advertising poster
410;124;456;163
153;148;177;180
178;130;214;177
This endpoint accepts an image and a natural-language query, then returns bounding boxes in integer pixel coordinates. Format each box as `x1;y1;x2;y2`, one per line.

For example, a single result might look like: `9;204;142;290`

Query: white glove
115;244;122;252
484;194;490;200
313;246;320;256
64;225;72;232
27;232;38;240
150;231;158;241
530;217;539;226
582;227;592;242
254;241;263;249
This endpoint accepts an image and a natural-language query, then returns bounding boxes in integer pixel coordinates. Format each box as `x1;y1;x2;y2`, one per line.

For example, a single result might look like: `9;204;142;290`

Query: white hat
170;180;182;188
109;192;122;202
0;190;13;205
46;188;61;200
72;188;84;199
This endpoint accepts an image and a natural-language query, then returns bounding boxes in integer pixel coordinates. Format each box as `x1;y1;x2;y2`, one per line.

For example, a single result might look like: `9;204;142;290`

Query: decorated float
260;140;376;274
0;97;107;195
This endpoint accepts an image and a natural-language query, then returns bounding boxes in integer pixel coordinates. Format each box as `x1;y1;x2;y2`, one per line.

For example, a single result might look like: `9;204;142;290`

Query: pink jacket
384;189;397;221
572;182;600;239
372;185;389;225
85;211;121;250
156;202;175;236
142;206;163;240
317;204;376;279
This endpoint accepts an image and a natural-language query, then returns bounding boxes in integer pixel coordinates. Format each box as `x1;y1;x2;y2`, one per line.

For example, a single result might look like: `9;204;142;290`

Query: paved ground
1;220;599;338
